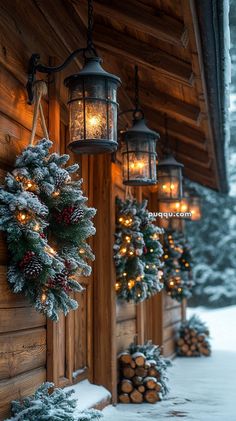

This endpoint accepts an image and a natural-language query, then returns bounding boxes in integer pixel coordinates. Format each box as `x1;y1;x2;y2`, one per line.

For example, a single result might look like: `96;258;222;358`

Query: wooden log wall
0;64;47;419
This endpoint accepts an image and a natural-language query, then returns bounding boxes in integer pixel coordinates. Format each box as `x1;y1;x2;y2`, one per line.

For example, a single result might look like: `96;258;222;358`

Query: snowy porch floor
102;307;236;421
103;351;236;420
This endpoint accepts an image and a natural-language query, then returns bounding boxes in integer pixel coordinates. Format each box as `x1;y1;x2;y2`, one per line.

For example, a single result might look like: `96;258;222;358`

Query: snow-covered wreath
0;139;96;321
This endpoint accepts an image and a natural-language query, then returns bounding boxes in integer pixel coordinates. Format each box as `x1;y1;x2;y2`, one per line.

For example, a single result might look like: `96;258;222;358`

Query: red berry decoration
143;246;148;254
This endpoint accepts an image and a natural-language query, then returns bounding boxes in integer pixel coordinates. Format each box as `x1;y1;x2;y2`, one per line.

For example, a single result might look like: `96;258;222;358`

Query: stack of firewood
118;342;170;404
176;315;211;357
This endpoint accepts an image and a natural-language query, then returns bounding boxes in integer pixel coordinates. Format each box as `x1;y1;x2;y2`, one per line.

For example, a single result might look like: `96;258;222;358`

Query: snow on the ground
64;379;111;412
187;305;236;351
102;306;236;421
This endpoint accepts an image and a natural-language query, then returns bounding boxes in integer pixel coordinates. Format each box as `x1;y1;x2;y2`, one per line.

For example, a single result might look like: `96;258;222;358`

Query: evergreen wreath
0;139;96;321
161;229;193;302
5;382;103;421
114;197;163;303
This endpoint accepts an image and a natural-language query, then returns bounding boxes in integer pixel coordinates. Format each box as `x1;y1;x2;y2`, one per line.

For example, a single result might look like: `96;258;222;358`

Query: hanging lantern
122;117;159;186
64;57;121;154
122;66;158;186
26;0;121;155
188;194;202;221
157;154;184;201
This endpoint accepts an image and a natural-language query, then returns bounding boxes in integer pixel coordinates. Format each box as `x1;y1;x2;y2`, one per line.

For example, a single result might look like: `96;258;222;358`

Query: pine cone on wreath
55;171;70;188
20;252;43;280
70;207;84;223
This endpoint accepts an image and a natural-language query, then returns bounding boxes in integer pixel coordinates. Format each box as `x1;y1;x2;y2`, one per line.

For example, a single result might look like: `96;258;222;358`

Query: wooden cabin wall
0;66;47;419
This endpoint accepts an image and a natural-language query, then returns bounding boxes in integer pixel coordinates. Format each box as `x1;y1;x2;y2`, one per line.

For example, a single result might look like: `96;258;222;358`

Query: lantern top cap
64;56;121;87
158;153;184;168
124;117;159;139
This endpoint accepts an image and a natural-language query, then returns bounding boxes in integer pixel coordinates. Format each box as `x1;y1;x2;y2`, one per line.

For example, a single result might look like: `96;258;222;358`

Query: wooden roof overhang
0;0;228;192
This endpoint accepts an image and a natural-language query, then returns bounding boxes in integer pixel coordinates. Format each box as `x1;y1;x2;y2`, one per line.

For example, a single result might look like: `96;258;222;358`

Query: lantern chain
134;65;140;112
87;0;94;51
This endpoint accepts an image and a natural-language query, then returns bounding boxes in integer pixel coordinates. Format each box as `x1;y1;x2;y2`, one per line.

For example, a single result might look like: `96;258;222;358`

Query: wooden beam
181;0;220;190
175;152;211;169
183;167;216;189
93;0;188;48
144;109;206;148
94;24;193;85
126;86;201;126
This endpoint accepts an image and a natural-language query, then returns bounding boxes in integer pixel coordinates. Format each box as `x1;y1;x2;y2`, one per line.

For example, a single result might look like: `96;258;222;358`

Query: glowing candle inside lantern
160;180;179;198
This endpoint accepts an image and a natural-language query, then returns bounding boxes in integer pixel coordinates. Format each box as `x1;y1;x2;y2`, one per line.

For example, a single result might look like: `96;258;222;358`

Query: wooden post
46;58;61;385
135;187;145;345
92;155;117;402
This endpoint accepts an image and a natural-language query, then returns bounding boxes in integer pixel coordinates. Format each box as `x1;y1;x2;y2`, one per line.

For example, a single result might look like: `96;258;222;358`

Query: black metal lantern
64;57;120;154
122;116;159;185
26;0;121;155
157;154;184;201
122;66;159;186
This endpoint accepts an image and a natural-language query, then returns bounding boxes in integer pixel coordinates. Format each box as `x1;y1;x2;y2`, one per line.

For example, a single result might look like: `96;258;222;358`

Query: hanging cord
87;0;94;51
125;186;134;199
134;65;139;112
29;80;49;146
164;113;169;153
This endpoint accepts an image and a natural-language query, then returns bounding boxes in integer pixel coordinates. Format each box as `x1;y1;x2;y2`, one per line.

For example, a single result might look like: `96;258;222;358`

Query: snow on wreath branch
0;139;96;321
4;382;103;421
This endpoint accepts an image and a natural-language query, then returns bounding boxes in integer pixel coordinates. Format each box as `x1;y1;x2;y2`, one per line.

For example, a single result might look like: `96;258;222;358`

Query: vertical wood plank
135;187;145;345
46;59;61;385
93;157;117;402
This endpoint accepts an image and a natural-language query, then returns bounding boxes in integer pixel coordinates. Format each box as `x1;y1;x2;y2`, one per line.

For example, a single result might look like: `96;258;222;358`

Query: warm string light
41;291;47;303
45;245;57;256
115;282;121;291
16;210;31;224
52;191;60;198
118;215;133;227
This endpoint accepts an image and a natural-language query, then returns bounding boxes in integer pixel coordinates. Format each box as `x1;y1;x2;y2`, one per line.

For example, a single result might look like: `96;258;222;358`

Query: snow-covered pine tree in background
184;4;236;308
185;181;236;307
5;383;103;421
114;198;163;303
0;139;96;321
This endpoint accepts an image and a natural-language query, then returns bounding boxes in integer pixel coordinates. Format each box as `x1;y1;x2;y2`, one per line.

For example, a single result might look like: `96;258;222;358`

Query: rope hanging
29;80;49;146
125;186;134;199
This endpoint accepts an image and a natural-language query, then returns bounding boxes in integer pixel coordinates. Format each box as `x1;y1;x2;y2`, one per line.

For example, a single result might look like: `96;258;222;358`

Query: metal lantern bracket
26;47;98;104
26;0;97;104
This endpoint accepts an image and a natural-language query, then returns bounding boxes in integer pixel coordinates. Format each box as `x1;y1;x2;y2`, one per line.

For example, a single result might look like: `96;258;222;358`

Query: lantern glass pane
108;81;117;102
84;77;106;98
158;167;182;200
85;99;107;139
108;102;117;141
69;81;83;101
69;100;84;142
123;136;157;184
